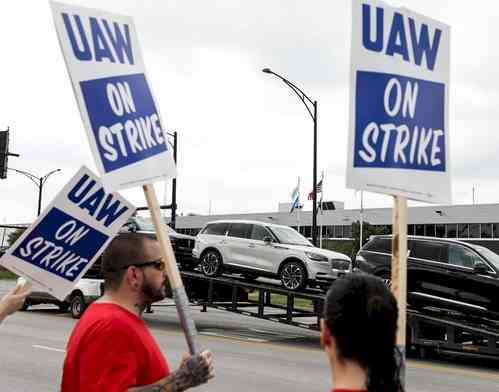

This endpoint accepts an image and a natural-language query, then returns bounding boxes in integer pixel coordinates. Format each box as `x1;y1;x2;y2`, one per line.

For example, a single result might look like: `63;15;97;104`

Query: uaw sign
346;0;451;203
0;167;134;300
50;2;177;191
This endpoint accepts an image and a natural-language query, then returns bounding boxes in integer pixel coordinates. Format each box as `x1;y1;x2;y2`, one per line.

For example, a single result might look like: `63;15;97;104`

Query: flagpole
297;177;301;232
291;176;301;232
298;206;300;232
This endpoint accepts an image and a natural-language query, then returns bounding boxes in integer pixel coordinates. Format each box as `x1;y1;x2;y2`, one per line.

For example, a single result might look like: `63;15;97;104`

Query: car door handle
219;240;227;245
248;244;256;248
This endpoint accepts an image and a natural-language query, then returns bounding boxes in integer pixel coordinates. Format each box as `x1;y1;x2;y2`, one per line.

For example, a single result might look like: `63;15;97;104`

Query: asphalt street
0;280;498;391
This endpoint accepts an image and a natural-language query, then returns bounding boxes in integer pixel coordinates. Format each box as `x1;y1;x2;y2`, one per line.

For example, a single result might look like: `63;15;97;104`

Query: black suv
124;216;196;270
355;235;499;320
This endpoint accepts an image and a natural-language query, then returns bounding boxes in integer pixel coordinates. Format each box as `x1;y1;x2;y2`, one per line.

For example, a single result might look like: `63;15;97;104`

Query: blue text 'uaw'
362;3;442;71
61;13;134;65
67;174;130;227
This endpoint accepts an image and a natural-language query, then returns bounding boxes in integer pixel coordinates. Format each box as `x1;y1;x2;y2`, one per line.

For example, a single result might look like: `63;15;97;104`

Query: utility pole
262;68;319;246
171;131;178;229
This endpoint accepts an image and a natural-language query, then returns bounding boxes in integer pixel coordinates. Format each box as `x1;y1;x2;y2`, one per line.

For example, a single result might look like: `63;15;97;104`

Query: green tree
7;227;27;247
350;221;391;258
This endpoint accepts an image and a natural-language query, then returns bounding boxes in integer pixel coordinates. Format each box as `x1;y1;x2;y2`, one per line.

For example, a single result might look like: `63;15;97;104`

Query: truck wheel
70;295;86;319
200;250;223;277
58;302;70;312
280;261;307;291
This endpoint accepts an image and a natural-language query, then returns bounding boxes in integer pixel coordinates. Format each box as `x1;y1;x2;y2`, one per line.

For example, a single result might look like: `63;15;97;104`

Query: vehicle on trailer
193;220;351;291
123;216;196;270
354;235;499;320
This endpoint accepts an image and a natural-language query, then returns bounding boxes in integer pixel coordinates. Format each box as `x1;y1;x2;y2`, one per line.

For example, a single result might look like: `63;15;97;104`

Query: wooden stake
391;195;407;387
143;184;200;354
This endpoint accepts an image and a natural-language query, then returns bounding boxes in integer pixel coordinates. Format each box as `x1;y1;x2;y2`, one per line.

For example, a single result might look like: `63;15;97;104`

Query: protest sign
51;2;201;355
347;2;451;386
50;2;176;192
347;0;451;204
0;166;134;300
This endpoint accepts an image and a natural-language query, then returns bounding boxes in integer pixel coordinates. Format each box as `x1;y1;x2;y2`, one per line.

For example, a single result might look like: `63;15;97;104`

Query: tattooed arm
128;350;214;392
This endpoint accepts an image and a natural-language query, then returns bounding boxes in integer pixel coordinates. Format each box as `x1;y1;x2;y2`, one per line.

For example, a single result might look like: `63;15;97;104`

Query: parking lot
1;280;498;392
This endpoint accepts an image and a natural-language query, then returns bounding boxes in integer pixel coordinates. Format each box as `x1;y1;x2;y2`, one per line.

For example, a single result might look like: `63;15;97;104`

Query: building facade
171;203;499;251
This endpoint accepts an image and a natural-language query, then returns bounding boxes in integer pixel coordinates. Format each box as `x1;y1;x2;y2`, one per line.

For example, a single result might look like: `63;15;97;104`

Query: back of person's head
101;233;156;291
324;272;401;392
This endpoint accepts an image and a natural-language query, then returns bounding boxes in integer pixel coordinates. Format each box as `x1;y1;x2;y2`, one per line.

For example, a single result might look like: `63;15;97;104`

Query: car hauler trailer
182;271;326;330
180;271;499;360
407;309;499;361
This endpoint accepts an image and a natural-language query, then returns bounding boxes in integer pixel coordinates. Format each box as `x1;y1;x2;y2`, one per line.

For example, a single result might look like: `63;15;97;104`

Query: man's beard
141;276;166;303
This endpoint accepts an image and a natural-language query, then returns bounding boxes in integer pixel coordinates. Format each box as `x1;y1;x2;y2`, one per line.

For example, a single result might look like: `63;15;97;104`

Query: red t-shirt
61;303;170;392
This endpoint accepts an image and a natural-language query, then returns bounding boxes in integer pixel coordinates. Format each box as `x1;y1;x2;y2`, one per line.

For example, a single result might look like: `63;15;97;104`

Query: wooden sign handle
143;184;200;355
391;195;407;388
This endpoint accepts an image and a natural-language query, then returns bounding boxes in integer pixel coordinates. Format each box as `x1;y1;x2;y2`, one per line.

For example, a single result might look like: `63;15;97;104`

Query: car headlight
305;251;329;262
331;258;351;270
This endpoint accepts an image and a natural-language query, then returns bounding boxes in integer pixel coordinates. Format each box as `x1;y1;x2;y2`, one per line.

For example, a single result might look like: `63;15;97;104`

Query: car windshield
132;217;176;234
269;226;312;246
469;244;499;270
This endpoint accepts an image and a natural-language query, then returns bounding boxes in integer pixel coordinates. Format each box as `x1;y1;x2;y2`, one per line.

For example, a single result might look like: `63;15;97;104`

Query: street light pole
8;168;61;216
313;100;317;246
38;177;43;217
262;68;319;246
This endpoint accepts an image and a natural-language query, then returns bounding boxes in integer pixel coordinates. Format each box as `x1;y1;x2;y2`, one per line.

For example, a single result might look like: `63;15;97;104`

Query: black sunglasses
122;258;166;271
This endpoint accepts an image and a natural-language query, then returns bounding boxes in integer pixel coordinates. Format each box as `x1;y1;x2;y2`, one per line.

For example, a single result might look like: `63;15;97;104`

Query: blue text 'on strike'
80;73;167;173
12;208;108;282
354;71;445;172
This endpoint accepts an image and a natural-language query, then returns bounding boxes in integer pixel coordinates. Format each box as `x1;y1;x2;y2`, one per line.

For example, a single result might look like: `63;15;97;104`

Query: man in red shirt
62;233;214;392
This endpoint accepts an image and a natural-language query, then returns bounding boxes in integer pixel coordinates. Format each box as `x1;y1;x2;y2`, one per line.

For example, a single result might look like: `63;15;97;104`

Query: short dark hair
324;273;401;392
101;233;157;291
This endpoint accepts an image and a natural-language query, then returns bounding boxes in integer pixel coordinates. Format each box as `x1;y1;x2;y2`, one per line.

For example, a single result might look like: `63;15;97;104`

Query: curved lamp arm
8;168;61;188
40;169;62;187
262;68;316;120
8;168;40;187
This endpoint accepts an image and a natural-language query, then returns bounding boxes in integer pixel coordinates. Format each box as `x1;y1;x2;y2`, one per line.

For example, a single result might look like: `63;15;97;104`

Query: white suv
193;220;351;291
23;277;103;319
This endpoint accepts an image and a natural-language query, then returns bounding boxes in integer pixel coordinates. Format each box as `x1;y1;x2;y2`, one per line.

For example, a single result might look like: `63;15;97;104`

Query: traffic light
0;130;9;179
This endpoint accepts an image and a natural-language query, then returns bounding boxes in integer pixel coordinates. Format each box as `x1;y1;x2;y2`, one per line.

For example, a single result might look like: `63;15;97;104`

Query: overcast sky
1;0;498;223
